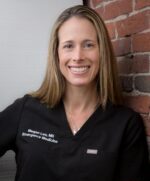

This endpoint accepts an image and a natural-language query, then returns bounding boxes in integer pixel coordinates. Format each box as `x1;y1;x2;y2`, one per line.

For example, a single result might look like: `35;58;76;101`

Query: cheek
90;49;100;64
58;57;68;77
58;52;64;68
58;51;68;65
92;57;100;77
93;63;99;77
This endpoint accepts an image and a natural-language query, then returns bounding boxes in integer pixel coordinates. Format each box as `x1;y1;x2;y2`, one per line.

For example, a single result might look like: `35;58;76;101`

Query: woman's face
58;17;100;88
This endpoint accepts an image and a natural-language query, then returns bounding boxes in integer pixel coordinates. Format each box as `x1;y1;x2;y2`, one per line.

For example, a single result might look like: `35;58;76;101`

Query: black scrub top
0;95;149;181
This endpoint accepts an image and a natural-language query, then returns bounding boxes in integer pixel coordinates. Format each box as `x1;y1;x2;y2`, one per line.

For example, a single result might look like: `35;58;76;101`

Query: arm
0;96;27;157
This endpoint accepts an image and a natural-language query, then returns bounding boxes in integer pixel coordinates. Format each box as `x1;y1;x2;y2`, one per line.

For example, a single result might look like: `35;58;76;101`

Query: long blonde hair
31;5;122;108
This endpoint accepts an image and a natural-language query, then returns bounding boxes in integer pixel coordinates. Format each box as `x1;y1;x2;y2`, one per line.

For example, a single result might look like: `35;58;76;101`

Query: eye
84;42;94;48
63;43;73;49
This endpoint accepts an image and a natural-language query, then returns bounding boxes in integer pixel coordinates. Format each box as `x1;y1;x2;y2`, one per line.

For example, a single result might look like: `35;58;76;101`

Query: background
0;0;82;180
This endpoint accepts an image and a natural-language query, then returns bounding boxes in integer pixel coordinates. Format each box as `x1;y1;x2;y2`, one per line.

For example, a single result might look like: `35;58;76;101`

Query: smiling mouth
68;66;90;74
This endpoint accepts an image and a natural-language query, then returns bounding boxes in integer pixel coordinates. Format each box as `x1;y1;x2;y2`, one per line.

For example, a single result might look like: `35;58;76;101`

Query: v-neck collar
54;100;112;139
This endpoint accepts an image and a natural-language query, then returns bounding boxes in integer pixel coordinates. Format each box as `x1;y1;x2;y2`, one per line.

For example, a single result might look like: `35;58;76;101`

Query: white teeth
69;66;89;73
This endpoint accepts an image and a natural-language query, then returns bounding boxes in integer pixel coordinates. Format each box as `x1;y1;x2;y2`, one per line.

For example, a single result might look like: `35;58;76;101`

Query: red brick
132;32;150;52
117;54;149;74
112;38;131;56
106;22;116;39
135;0;150;10
132;55;149;73
116;10;149;38
120;76;133;92
135;76;150;93
95;6;105;20
92;0;103;7
123;95;150;113
117;57;132;74
97;0;132;20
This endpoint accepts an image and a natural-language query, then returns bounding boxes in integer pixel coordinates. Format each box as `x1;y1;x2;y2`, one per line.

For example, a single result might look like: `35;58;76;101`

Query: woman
0;5;149;181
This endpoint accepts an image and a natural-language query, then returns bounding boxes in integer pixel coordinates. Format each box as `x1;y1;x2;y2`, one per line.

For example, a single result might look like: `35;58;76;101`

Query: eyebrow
61;40;73;44
61;39;96;44
83;39;96;43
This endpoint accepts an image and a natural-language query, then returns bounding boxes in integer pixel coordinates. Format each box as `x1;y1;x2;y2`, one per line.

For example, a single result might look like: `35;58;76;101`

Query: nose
73;46;84;62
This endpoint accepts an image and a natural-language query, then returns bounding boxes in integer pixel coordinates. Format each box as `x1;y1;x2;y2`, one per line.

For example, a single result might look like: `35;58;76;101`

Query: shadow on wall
0;151;16;181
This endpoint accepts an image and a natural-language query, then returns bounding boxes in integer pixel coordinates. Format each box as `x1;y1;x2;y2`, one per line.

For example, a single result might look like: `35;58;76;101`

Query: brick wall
87;0;150;149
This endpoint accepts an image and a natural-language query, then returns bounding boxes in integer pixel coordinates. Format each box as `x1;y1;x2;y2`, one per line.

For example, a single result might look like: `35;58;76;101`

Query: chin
68;81;93;87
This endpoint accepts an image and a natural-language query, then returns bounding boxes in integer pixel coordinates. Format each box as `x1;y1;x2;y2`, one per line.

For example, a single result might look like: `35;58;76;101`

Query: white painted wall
0;1;82;180
0;0;82;110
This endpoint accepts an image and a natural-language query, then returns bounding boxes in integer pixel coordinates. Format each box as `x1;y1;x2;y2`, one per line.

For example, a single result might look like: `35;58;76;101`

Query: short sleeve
116;113;149;181
0;95;27;157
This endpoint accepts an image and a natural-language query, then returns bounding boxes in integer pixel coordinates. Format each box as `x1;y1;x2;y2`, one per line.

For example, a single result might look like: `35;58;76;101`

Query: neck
63;84;99;113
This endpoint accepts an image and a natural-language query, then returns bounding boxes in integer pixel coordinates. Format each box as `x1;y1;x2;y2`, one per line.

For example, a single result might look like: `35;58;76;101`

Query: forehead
58;17;97;42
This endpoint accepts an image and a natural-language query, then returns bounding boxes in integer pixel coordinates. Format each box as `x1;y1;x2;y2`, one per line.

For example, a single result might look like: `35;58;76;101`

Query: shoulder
0;95;28;114
0;95;32;126
109;102;138;116
109;102;141;119
13;94;43;107
24;94;48;110
107;103;148;151
106;102;144;131
0;94;42;115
